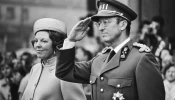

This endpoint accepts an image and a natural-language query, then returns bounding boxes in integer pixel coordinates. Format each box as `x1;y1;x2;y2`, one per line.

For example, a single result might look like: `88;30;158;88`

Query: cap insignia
99;4;109;11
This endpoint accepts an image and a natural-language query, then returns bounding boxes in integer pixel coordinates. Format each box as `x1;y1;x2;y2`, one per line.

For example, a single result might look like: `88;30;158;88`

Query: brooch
112;91;125;100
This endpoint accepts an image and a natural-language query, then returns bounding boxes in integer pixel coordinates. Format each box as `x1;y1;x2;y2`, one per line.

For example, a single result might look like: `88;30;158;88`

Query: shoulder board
133;42;151;52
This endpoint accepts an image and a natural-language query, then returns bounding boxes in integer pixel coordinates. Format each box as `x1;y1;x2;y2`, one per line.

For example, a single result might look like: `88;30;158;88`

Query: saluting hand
68;17;91;42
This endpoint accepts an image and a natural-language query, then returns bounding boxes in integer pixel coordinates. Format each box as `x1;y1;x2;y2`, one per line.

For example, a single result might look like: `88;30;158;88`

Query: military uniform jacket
56;40;165;100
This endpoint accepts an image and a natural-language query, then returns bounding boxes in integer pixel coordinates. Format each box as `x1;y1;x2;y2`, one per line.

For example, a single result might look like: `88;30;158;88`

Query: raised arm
55;17;92;84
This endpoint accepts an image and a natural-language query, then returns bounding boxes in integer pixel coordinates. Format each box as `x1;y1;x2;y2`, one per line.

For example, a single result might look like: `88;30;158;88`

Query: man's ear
120;20;128;31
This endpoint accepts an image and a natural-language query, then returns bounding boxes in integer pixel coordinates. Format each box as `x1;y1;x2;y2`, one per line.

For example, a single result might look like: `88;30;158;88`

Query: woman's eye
42;40;48;43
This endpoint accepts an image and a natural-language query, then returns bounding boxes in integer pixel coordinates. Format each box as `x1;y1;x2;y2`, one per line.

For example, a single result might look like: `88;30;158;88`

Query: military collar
100;40;134;74
101;46;113;54
113;37;130;54
120;39;133;60
101;37;131;54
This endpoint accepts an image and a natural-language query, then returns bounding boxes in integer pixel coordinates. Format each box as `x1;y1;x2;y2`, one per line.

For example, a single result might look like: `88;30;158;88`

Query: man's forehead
151;21;160;26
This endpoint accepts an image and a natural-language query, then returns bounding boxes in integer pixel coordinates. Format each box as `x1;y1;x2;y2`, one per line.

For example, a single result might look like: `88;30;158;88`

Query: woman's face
12;72;23;84
33;31;54;60
165;66;175;82
1;65;12;78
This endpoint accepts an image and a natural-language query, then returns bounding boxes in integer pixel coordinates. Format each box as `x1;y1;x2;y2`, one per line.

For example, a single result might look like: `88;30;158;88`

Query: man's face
149;21;160;35
96;17;122;45
12;71;23;84
142;24;150;34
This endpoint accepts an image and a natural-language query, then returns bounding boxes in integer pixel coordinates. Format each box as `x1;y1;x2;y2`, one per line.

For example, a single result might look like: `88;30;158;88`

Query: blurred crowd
0;51;40;100
136;16;175;100
136;16;173;71
0;15;175;100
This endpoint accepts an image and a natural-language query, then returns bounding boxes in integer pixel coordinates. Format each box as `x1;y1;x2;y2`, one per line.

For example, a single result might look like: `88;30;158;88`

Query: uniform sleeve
61;38;76;49
135;53;165;100
60;80;87;100
56;47;92;84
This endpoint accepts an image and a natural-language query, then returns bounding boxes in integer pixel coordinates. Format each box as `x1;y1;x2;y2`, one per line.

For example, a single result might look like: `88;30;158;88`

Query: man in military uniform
55;0;165;100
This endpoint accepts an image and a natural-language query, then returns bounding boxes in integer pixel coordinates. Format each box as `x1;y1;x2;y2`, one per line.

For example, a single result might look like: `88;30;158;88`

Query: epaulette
133;42;151;52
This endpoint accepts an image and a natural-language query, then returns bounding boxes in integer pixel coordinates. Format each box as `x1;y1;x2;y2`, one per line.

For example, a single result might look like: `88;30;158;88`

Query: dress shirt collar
113;37;130;53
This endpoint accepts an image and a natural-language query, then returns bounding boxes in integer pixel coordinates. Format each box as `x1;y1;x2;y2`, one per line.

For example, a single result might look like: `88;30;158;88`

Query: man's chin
103;41;111;46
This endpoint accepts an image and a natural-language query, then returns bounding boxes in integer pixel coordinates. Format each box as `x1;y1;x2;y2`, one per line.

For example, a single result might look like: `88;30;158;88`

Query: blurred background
0;0;175;57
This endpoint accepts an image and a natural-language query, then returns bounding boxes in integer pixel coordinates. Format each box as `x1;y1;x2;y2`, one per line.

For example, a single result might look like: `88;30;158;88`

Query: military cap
33;18;67;34
91;0;137;22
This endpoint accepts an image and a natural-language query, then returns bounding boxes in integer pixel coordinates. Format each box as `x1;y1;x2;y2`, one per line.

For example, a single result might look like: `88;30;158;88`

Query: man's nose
99;23;105;31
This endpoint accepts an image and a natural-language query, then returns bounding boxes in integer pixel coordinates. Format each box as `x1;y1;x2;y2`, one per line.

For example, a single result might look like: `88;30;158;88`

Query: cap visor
91;10;117;21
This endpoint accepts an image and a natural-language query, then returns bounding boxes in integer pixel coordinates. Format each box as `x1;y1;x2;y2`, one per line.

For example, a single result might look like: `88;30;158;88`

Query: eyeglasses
95;17;124;27
95;18;112;27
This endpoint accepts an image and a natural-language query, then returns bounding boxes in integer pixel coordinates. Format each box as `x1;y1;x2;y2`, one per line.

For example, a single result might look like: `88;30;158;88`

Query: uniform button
100;77;104;81
90;81;92;84
100;88;104;92
117;84;121;88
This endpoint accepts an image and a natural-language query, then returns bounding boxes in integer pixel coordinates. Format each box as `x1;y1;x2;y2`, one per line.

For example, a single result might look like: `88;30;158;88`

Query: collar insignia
120;46;130;60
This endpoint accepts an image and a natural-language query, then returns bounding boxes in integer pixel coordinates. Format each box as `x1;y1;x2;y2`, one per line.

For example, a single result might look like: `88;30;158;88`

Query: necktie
107;50;115;62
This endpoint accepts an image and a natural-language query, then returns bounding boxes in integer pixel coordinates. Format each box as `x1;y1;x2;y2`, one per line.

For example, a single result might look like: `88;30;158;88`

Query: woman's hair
151;16;165;38
162;63;175;76
0;60;14;78
31;30;67;50
138;20;151;33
